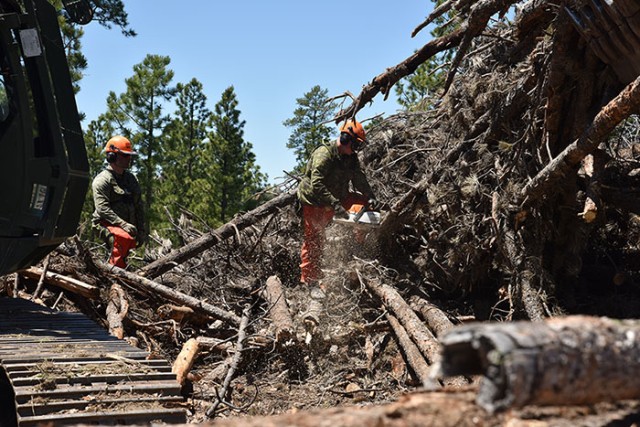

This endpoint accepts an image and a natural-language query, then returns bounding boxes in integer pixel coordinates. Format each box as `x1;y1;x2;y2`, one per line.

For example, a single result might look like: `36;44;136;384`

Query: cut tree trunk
362;279;441;364
260;275;296;345
18;267;99;300
436;316;640;412
173;338;200;386
105;283;128;339
139;191;296;279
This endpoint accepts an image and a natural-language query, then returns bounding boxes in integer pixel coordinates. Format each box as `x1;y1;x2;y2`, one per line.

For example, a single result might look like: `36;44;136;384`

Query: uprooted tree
7;0;640;423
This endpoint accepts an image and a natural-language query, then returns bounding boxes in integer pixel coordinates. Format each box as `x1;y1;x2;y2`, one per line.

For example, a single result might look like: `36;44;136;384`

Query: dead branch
139;190;296;279
206;304;251;418
436;316;640;412
96;260;241;326
31;254;50;301
521;74;640;205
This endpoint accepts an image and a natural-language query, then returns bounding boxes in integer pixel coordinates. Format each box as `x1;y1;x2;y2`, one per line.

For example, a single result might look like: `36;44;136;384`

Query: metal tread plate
0;297;187;425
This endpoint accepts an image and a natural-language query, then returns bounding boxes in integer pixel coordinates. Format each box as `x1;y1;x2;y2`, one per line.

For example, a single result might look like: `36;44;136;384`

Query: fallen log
18;267;99;300
361;278;441;365
178;389;640;427
361;277;469;388
105;283;128;339
409;295;456;338
260;275;296;345
96;261;241;326
139;190;296;279
173;338;200;386
436;316;640;412
385;311;437;389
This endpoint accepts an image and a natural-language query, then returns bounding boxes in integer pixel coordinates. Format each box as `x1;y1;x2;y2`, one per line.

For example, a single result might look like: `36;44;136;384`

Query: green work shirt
297;141;373;208
91;167;146;238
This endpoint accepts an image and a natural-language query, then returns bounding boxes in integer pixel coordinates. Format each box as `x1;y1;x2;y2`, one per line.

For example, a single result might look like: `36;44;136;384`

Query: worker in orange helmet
296;119;378;325
91;136;147;269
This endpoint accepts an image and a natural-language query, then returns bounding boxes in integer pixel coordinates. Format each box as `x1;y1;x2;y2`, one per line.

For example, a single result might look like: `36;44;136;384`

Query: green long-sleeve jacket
91;167;146;239
297;140;374;208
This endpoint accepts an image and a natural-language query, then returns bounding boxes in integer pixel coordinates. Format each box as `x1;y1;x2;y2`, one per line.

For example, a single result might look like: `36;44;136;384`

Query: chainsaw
333;202;382;229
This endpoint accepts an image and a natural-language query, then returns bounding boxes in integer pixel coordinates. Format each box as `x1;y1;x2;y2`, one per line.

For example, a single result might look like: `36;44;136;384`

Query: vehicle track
0;297;187;426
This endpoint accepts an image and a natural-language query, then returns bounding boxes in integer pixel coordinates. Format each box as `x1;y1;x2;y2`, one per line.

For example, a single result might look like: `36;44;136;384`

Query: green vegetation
283;85;338;173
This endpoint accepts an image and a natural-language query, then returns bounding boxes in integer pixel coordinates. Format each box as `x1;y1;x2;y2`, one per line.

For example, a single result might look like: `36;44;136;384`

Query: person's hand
121;222;137;237
333;204;349;219
367;198;379;211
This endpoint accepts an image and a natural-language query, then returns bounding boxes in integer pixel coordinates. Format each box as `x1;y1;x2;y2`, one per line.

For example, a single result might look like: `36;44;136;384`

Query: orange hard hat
339;119;366;144
104;135;137;155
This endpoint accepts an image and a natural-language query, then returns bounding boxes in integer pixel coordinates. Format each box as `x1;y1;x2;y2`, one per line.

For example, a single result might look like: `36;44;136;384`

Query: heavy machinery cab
0;0;89;275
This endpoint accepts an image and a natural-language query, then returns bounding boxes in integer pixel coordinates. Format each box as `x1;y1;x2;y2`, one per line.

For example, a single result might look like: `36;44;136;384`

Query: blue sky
74;1;433;183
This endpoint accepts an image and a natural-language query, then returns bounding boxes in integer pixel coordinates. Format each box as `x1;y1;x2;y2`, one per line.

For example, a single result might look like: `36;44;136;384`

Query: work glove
121;222;137;237
367;198;379;211
333;204;350;220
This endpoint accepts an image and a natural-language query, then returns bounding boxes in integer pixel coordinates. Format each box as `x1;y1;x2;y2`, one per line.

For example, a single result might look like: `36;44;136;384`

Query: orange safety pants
299;193;368;284
104;223;137;269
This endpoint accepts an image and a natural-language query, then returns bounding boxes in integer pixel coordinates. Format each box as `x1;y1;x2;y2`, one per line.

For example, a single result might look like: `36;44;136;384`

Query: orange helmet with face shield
104;135;137;155
339;119;366;151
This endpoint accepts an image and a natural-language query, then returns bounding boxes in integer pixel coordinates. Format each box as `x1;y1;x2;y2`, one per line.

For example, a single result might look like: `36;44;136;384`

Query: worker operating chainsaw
297;119;378;324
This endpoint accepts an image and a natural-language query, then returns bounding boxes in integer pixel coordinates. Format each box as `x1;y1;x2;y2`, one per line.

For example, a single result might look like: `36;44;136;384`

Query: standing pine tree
394;0;454;111
161;78;215;224
209;86;266;223
104;54;176;226
283;85;337;172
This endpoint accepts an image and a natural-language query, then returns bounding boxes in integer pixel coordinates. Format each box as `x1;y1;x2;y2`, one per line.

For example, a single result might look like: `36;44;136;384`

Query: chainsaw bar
333;211;382;228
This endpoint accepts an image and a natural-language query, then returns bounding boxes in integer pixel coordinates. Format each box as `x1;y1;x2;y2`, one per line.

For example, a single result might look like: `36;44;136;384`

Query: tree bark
260;275;296;345
18;266;99;300
362;279;441;365
385;312;438;389
105;283;128;339
362;278;469;387
96;261;241;326
436;316;640;412
173;338;200;386
409;295;456;338
139;191;296;279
